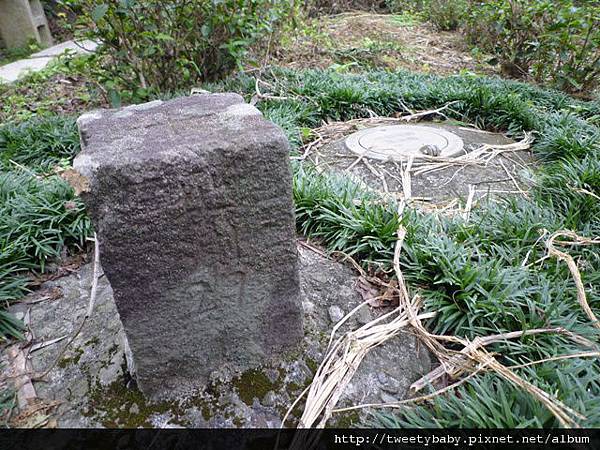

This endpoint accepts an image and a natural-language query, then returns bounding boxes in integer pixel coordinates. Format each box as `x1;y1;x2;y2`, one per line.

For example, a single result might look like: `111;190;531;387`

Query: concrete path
0;40;98;83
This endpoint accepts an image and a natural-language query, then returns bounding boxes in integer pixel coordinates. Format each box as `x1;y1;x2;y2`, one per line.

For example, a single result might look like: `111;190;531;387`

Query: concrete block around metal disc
345;125;465;161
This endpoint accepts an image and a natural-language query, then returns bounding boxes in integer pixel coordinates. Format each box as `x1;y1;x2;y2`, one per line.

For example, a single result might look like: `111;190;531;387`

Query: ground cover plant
208;68;600;426
0;40;41;66
463;0;600;95
2;64;599;427
0;54;106;123
0;116;91;340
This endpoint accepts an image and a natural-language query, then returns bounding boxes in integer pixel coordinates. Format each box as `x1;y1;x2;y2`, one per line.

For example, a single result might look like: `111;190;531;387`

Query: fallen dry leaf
60;169;90;195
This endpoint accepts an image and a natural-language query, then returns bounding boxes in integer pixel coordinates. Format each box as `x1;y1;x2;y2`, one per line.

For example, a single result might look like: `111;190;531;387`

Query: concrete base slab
318;121;536;204
0;40;98;83
30;40;98;58
345;124;465;161
3;243;430;428
0;56;53;82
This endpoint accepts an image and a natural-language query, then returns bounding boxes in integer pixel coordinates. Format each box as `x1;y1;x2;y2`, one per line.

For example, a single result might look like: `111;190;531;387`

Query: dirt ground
271;12;498;76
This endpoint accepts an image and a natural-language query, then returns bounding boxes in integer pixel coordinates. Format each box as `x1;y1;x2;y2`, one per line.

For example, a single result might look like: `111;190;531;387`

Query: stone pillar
74;95;303;399
0;0;53;49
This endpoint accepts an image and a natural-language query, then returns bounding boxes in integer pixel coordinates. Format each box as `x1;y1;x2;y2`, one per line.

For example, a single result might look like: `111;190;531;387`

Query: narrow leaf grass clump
0;116;81;172
210;68;600;427
0;67;598;427
0;117;91;339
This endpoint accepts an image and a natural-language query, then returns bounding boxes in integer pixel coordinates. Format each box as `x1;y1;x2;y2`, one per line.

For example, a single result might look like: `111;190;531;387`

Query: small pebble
302;301;315;315
380;392;399;403
356;305;372;325
262;391;277;407
328;305;344;323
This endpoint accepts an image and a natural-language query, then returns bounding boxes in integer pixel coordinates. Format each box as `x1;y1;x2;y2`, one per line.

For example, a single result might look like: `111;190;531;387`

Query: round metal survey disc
344;125;464;161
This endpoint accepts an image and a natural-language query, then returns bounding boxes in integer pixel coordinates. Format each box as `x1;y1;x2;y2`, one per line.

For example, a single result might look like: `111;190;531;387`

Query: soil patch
273;13;498;76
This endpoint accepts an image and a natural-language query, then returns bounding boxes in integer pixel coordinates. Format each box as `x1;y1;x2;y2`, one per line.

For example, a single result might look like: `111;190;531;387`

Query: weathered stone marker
74;95;303;398
0;0;53;49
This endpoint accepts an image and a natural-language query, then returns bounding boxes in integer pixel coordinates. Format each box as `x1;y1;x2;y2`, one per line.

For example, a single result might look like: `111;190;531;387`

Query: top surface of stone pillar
74;94;303;399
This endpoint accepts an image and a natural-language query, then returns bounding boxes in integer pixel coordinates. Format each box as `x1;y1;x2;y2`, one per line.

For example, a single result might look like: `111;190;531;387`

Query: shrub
307;0;387;15
386;0;467;30
428;0;467;30
385;0;426;13
63;0;293;98
464;0;600;95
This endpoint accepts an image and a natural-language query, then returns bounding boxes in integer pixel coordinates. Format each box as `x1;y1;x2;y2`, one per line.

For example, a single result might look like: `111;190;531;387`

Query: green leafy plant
0;171;92;339
0;116;80;171
307;0;387;15
0;52;106;124
0;39;41;66
62;0;294;99
386;0;465;30
428;0;467;30
464;0;600;95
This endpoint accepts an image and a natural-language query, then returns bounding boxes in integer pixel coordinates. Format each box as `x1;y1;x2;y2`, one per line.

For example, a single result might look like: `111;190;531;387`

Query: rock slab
5;245;431;428
74;94;303;398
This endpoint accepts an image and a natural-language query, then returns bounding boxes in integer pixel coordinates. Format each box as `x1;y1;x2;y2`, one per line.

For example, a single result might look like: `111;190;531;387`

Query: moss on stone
57;347;84;368
305;357;319;375
331;410;361;428
233;368;283;406
82;354;319;426
84;336;100;347
85;380;184;428
185;380;221;421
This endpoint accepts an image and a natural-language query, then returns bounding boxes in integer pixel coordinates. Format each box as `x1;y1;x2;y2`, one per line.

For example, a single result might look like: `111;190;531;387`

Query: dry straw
286;225;597;431
296;106;534;179
284;118;599;431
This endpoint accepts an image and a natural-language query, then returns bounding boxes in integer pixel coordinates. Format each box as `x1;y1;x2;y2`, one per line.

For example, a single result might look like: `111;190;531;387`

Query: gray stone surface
0;40;98;84
30;39;98;58
0;56;53;83
4;245;431;428
328;305;345;323
5;263;125;428
73;95;303;399
0;0;52;49
319;122;536;203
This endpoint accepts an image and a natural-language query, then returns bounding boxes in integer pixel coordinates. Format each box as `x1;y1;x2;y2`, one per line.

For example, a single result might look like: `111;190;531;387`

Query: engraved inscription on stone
73;95;303;399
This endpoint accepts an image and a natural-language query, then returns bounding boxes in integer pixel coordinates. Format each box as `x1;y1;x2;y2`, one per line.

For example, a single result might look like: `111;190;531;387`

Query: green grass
0;116;80;171
0;116;91;340
1;66;598;427
0;54;104;124
0;40;40;66
207;68;600;427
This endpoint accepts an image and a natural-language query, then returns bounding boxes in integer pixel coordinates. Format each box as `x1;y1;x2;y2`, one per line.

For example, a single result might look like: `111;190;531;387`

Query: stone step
30;40;98;58
0;40;98;84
